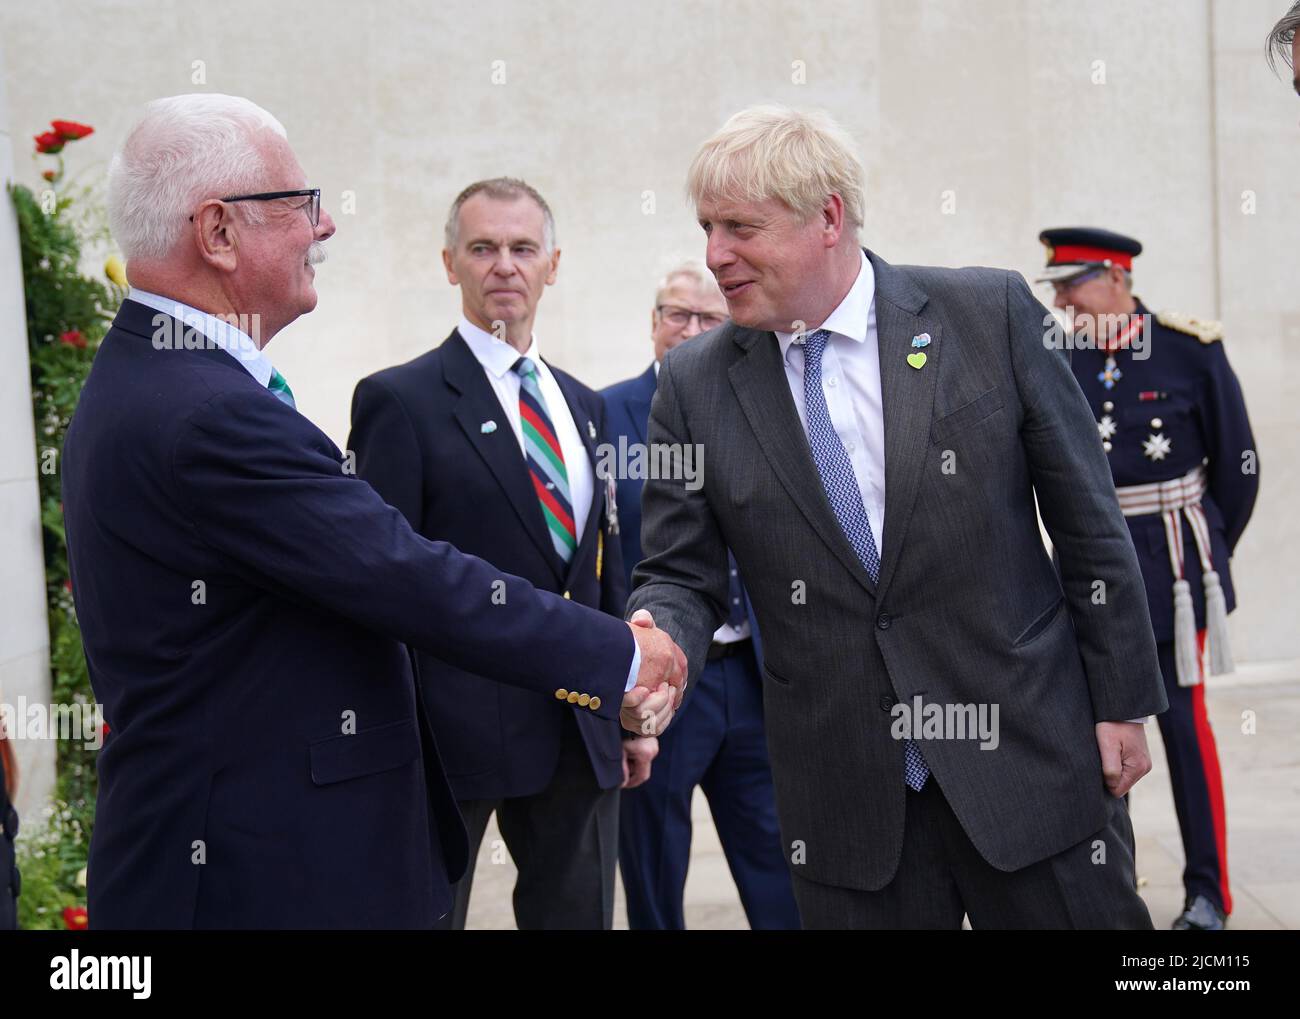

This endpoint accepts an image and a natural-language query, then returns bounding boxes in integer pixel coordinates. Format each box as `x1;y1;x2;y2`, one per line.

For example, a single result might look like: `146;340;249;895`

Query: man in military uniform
1038;227;1259;930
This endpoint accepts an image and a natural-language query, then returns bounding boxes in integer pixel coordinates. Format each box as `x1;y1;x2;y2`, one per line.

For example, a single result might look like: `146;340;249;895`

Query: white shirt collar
126;287;275;388
457;315;541;377
775;249;874;360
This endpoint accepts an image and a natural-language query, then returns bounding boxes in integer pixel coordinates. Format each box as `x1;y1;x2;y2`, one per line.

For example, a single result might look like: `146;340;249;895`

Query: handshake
620;609;688;737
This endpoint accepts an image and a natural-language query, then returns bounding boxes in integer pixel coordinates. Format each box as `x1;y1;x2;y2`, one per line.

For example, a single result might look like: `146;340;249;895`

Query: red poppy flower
63;579;73;593
60;330;86;349
34;131;64;154
51;120;93;141
63;906;89;930
41;170;56;182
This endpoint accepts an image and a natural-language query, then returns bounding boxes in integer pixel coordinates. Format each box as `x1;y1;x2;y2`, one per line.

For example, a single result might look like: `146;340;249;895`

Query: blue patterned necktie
800;329;929;791
726;552;747;629
268;368;296;409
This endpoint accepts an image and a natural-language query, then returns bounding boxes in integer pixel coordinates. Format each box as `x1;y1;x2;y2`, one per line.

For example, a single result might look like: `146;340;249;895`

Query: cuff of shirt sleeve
625;639;641;693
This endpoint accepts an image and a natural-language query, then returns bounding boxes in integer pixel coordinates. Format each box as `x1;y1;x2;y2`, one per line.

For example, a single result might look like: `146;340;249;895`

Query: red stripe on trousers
1191;629;1233;915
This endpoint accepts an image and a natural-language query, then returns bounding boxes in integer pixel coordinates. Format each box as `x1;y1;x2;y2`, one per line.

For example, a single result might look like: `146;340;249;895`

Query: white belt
1115;464;1207;516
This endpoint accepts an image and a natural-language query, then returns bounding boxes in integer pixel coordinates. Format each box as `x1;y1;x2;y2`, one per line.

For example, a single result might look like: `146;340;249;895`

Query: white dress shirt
127;287;278;388
458;316;594;544
775;250;887;554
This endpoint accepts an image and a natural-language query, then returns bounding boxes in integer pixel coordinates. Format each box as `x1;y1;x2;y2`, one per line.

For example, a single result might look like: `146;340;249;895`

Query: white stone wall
0;0;1294;663
0;43;55;819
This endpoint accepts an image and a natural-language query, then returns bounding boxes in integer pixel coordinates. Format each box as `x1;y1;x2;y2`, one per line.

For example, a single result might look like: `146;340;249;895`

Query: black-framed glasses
657;304;727;330
190;189;321;226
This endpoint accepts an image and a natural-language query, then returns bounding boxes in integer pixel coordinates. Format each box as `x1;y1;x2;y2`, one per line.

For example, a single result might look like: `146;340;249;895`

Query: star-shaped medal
1098;415;1117;441
1142;433;1172;462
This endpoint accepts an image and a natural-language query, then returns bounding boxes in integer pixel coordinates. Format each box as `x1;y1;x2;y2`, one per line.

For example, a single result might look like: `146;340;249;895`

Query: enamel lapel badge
908;333;930;369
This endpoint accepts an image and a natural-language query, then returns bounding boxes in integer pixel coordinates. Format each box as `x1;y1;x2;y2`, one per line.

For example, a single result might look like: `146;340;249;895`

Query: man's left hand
1096;720;1152;797
622;736;659;789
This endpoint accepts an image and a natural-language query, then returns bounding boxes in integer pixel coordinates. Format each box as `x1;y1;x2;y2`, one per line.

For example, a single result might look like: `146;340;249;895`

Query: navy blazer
61;300;633;929
601;363;763;667
349;330;627;799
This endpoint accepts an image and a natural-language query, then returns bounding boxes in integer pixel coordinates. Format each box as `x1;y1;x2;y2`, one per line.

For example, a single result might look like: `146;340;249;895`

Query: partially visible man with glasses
645;263;729;360
602;261;801;929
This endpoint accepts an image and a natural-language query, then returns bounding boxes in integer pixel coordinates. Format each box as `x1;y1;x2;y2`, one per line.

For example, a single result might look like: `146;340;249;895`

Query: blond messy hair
686;105;865;232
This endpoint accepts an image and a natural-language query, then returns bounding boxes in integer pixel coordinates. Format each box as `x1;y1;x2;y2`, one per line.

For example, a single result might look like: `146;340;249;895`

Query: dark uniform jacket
1071;301;1258;642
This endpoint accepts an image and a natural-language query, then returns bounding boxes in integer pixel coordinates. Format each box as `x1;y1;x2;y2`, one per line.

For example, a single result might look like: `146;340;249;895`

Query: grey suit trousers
791;776;1151;929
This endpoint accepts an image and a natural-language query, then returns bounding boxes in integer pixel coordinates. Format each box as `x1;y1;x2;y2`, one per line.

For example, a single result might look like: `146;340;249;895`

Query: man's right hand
621;609;687;736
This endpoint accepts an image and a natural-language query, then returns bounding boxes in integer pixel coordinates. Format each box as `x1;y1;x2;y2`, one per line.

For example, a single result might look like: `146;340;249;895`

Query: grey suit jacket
628;249;1168;892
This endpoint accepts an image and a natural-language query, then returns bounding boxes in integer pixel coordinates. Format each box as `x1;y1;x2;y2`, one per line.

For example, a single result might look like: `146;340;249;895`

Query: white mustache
306;242;328;266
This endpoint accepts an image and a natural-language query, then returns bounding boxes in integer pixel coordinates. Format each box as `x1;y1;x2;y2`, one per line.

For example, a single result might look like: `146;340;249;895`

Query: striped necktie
268;368;296;409
512;356;577;564
801;329;929;792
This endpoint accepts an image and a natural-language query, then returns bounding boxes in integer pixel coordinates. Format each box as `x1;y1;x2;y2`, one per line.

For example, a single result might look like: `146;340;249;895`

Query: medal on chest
1098;356;1123;390
1142;415;1171;461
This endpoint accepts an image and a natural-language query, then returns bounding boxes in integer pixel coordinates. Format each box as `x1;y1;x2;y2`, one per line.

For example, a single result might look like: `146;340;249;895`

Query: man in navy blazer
603;261;799;929
350;179;652;930
61;95;684;930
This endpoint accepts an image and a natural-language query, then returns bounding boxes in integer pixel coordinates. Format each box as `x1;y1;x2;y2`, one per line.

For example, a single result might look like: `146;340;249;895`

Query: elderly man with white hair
60;93;685;929
626;105;1169;929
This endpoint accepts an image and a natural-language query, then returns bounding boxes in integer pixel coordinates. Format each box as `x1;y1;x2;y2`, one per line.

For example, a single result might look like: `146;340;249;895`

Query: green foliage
15;800;88;930
9;176;123;928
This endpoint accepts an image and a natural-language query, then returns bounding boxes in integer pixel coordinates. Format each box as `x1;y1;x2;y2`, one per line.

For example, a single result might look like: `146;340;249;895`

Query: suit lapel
547;364;605;590
443;331;564;583
728;327;878;596
869;252;941;600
